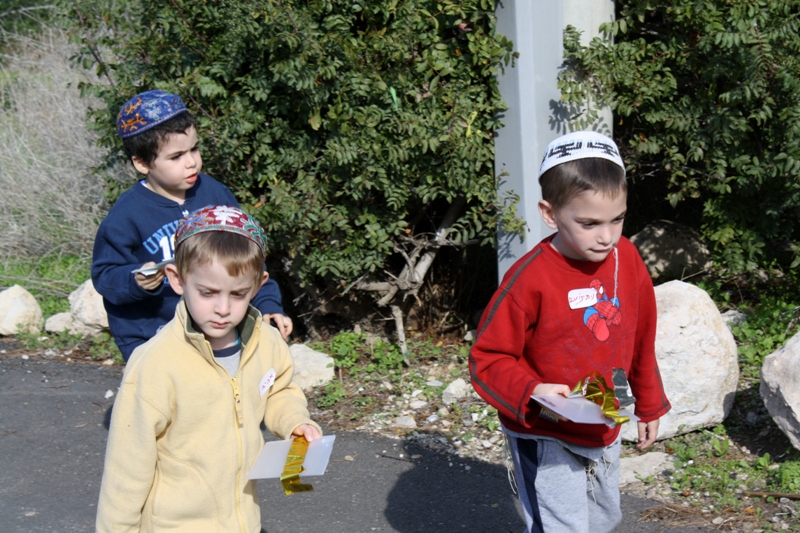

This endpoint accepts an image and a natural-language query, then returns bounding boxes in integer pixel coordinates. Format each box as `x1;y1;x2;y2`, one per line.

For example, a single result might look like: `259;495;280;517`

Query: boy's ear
258;272;268;290
538;200;559;230
165;264;184;295
131;156;151;176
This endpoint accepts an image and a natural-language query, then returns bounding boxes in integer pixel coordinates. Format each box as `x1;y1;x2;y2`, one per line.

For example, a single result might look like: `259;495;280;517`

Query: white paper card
568;288;598;309
247;435;336;480
132;259;175;276
531;394;638;426
259;369;276;398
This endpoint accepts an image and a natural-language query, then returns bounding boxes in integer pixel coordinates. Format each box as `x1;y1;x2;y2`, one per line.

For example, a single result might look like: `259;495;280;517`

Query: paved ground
0;353;713;533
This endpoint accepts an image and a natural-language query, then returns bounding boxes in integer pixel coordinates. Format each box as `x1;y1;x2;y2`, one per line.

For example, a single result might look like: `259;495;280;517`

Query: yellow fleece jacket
96;301;320;533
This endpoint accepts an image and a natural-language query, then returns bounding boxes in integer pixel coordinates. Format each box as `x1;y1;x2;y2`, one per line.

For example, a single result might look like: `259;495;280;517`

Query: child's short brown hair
539;158;626;212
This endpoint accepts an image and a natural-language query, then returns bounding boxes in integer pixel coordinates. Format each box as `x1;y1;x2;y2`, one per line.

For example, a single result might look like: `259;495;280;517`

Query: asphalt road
0;353;712;533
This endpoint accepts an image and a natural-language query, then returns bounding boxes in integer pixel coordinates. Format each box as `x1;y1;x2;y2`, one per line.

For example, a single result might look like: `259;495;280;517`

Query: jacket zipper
232;378;247;533
231;328;256;533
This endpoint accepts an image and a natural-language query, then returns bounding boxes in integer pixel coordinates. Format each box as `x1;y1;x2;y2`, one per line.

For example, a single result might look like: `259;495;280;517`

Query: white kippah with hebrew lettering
539;131;625;178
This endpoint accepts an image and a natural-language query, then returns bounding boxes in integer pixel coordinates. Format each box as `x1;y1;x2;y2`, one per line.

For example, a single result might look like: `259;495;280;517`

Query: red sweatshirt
469;235;670;447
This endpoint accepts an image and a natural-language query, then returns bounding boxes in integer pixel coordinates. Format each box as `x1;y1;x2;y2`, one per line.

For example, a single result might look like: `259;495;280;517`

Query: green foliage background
559;0;800;275
62;0;517;320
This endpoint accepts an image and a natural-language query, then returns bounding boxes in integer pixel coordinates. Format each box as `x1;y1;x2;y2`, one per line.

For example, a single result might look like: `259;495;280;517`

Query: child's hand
292;424;321;442
636;419;659;450
135;263;165;291
532;383;571;397
265;313;293;340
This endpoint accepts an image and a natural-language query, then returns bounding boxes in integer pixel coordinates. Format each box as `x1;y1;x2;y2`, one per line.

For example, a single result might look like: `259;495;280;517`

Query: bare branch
371;195;466;307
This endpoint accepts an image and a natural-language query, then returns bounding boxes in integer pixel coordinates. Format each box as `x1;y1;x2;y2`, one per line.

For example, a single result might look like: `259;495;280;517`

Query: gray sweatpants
505;432;622;533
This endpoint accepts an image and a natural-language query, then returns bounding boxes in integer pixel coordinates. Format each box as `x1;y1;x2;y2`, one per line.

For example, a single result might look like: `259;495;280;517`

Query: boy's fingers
636;421;658;449
267;314;293;340
293;424;320;442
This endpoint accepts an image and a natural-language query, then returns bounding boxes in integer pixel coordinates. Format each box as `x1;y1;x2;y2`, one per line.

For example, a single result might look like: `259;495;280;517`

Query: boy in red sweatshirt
469;131;670;533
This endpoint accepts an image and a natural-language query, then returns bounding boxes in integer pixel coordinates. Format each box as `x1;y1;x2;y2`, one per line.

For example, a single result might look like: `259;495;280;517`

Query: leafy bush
775;461;800;493
559;1;800;275
328;331;364;369
61;0;519;328
733;296;800;378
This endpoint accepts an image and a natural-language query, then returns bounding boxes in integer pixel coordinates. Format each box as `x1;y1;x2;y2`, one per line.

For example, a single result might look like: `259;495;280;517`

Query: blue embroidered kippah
116;90;187;139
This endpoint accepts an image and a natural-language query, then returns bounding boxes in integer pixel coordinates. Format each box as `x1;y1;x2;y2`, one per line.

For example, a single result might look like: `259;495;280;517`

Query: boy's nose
598;226;613;245
215;298;230;316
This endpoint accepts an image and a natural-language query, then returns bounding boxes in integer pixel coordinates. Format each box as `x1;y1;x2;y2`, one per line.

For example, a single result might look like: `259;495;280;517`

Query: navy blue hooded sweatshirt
91;174;283;361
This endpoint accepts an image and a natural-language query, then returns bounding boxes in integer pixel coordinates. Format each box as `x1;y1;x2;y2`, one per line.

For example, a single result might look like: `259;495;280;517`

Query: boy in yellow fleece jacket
96;205;321;532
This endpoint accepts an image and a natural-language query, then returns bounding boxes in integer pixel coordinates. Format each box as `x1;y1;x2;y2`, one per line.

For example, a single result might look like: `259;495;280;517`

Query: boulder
393;415;417;429
68;280;108;336
442;378;472;405
760;333;800;450
721;309;747;330
289;344;335;391
621;281;738;442
630;220;712;280
619;452;674;487
0;284;43;334
44;312;73;334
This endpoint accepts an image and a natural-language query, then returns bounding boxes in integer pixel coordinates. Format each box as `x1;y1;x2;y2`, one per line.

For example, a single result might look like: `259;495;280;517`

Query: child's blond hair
174;231;264;288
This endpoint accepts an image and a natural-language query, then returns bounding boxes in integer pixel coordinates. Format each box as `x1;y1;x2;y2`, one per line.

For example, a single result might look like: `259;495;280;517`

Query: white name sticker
259;369;276;398
568;288;598;309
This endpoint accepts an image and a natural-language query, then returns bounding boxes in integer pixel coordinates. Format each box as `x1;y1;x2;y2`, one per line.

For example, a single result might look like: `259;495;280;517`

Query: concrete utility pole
494;0;615;281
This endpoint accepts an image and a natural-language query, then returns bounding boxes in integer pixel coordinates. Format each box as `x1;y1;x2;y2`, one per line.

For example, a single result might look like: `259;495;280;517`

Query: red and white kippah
175;205;268;258
539;131;625;178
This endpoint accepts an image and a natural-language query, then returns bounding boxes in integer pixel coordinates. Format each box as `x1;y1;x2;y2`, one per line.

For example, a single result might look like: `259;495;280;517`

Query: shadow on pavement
383;439;523;532
258;431;525;532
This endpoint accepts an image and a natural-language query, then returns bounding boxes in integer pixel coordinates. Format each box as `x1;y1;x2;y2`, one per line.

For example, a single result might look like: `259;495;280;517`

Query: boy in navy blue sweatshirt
92;90;293;361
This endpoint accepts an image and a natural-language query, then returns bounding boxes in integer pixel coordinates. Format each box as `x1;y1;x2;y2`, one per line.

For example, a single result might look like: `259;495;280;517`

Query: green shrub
328;331;364;369
559;1;800;275
60;0;519;325
316;379;347;409
775;461;800;493
733;303;798;378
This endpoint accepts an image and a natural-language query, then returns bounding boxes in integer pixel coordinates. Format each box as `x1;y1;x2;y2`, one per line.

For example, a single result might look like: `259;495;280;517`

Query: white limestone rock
289;344;335;391
721;309;747;330
393;415;417;429
0;284;43;334
621;281;738;442
44;312;73;334
619;452;674;487
68;280;108;336
760;333;800;450
442;378;472;405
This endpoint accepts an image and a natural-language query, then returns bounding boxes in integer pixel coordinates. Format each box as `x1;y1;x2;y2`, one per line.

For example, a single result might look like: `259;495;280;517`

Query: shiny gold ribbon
280;437;314;495
572;371;630;426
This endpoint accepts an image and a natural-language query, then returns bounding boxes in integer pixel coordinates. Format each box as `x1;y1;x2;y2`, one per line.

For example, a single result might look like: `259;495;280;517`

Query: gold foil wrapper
572;371;630;426
280;436;314;495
